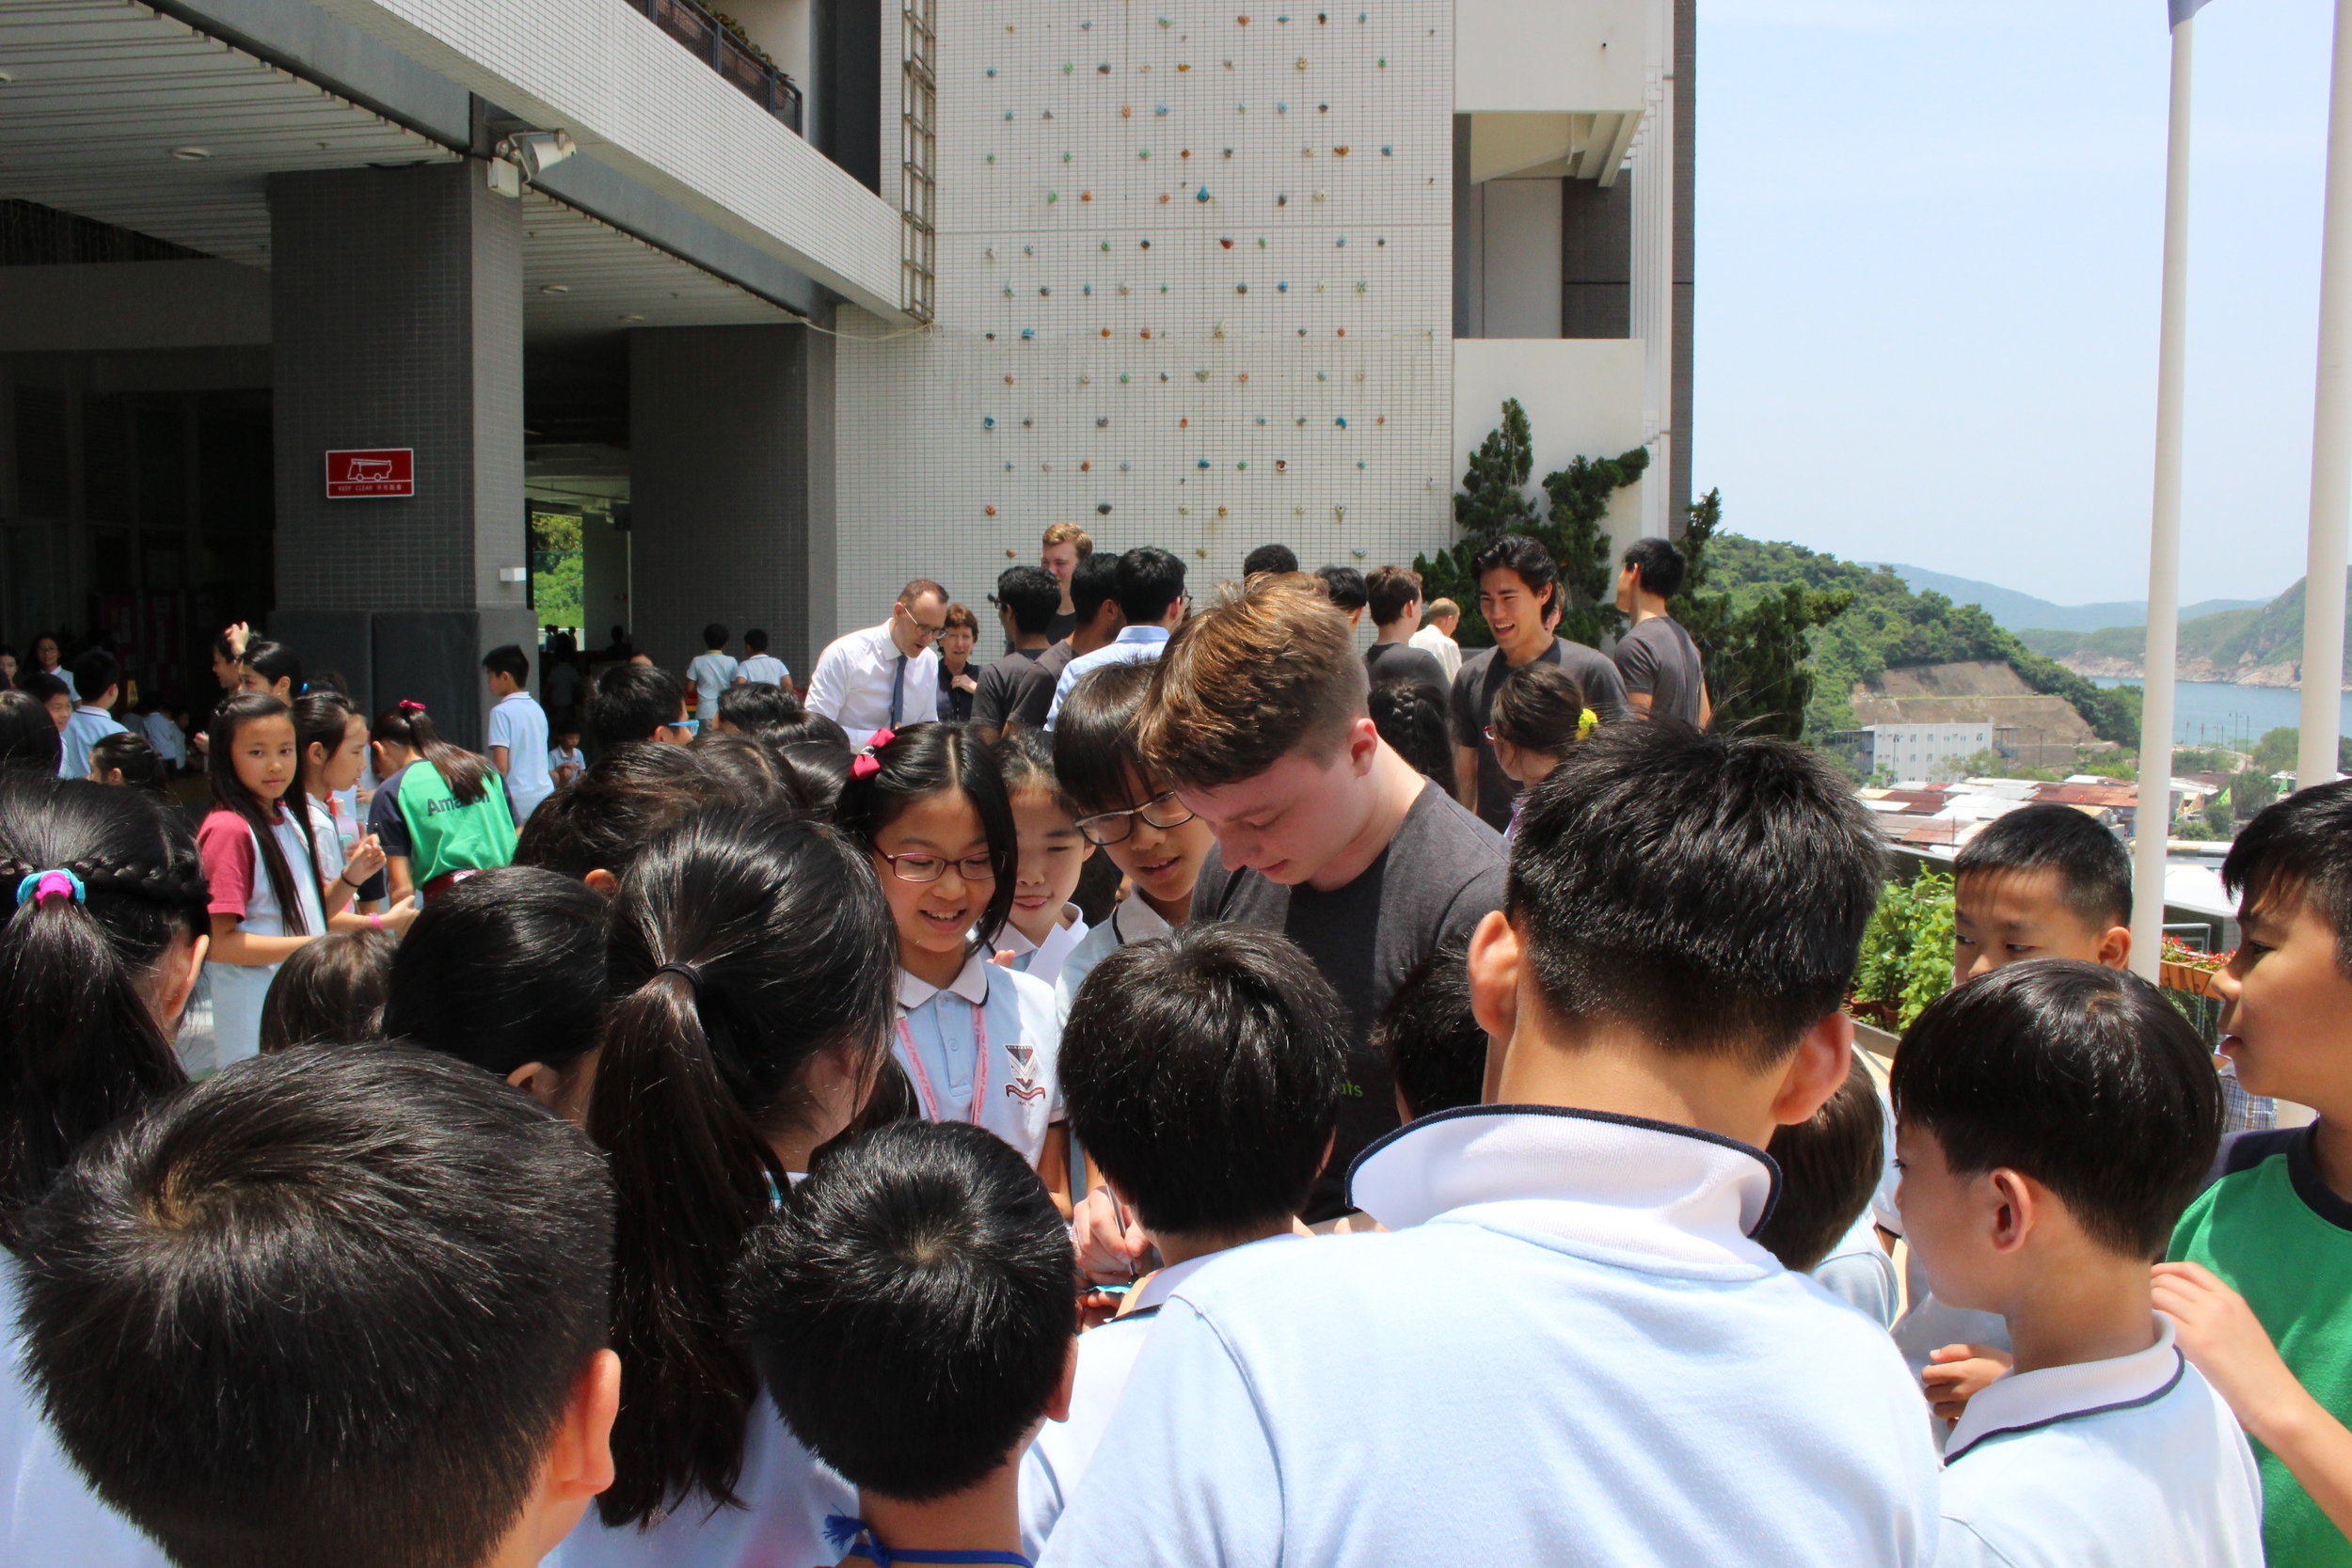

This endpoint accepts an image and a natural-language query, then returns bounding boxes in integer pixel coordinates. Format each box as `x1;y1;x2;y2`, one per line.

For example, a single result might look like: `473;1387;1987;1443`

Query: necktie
888;654;907;727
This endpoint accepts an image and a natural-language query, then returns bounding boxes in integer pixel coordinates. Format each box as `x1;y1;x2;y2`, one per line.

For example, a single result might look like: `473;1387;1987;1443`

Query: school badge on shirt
1004;1040;1046;1102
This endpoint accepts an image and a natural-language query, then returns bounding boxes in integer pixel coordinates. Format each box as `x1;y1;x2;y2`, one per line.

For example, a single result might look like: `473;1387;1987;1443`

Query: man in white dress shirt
806;579;948;736
1409;596;1463;684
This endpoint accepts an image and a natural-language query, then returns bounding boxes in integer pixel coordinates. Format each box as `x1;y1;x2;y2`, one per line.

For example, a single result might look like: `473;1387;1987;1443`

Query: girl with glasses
837;723;1073;1202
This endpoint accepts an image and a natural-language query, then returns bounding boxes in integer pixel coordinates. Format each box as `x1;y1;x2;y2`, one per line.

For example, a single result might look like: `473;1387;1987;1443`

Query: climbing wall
834;0;1454;624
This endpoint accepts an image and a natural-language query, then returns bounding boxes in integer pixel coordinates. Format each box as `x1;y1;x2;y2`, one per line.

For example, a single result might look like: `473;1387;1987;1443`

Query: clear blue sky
1696;0;2333;605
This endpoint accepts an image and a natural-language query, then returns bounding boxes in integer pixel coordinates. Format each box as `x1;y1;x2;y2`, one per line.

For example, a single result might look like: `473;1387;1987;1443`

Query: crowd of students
1;540;2351;1568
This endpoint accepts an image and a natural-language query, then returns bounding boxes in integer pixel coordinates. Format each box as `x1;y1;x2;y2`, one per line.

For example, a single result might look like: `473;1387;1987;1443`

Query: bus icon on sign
325;449;415;499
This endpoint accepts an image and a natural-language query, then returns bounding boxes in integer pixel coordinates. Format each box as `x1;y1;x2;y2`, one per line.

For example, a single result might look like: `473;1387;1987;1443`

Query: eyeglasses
876;850;997;884
1074;789;1197;847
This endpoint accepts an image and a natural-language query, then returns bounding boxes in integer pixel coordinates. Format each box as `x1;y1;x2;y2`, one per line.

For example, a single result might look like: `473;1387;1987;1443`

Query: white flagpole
2300;0;2352;792
2132;15;2195;982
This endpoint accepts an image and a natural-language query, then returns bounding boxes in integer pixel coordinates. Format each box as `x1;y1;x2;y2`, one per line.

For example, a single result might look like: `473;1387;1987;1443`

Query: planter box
2161;959;2221;998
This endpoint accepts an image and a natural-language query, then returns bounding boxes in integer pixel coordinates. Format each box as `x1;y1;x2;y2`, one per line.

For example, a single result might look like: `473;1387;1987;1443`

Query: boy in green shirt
2169;778;2352;1564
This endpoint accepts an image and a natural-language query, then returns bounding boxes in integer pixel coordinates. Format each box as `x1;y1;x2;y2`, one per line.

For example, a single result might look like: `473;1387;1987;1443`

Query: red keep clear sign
325;449;415;499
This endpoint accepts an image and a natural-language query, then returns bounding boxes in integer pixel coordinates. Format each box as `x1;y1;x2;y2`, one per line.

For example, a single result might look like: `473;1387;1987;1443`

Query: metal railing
629;0;803;133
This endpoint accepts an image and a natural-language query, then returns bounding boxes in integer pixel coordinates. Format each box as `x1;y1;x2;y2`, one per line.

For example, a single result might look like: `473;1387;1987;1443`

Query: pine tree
1667;488;1851;740
1454;398;1539;537
1542;448;1649;647
1415;399;1648;648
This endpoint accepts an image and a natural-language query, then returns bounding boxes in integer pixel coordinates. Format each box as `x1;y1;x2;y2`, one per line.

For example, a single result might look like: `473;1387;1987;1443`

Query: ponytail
0;777;206;1243
372;701;493;806
588;806;896;1526
292;689;358;799
206;694;318;936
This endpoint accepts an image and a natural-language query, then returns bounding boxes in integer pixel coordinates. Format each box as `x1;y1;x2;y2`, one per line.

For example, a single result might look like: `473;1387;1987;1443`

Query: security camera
496;131;578;182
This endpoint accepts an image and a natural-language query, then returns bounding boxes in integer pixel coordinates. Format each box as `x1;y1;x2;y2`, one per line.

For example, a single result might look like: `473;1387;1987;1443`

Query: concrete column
267;161;533;738
629;324;819;680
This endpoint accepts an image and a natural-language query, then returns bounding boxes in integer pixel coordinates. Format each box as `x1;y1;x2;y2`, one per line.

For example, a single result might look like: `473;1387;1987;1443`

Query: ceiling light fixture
168;146;212;161
540;284;570;294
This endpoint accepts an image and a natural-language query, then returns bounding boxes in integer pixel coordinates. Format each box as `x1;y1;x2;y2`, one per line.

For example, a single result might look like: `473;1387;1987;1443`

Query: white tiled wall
834;0;1455;626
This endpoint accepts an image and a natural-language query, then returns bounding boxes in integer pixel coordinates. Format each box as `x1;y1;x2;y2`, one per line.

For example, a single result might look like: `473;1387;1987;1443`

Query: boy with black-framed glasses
1050;661;1217;1015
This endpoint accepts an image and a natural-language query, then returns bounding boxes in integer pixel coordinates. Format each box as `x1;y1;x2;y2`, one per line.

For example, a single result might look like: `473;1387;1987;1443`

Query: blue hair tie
15;868;86;909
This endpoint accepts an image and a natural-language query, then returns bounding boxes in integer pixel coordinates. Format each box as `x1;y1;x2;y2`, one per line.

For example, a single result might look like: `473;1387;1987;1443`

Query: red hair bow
850;728;898;781
397;699;427;714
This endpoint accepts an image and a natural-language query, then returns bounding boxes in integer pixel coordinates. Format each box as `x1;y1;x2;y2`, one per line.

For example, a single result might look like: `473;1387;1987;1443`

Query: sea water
2092;677;2352;747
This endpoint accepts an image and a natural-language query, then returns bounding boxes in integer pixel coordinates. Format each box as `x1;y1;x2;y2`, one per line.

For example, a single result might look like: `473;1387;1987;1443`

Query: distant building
1836;721;1994;782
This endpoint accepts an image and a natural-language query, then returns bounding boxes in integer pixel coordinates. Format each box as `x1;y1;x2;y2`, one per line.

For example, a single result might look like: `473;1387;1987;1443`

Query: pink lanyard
896;991;989;1124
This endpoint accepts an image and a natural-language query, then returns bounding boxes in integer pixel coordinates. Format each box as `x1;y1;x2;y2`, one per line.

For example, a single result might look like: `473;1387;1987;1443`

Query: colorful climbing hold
985;504;997;515
1196;185;1212;201
1197;458;1210;468
982;416;996;428
1335;416;1347;426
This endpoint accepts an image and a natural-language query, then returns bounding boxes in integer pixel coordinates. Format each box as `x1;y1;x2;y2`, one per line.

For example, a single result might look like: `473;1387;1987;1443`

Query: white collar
896;953;993;1010
1128;1232;1305;1314
1348;1106;1779;1273
72;704;110;718
1946;1317;2185;1462
1113;625;1172;646
996;903;1083;958
1112;896;1175;944
869;623;928;660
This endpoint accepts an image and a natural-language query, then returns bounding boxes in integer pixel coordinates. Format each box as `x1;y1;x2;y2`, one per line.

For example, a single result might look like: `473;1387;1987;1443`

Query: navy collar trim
2282;1124;2352;1234
1343;1102;1784;1237
1944;1353;2185;1464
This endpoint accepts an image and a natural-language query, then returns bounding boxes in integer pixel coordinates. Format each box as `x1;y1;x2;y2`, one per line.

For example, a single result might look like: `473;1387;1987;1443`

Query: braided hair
0;776;209;1244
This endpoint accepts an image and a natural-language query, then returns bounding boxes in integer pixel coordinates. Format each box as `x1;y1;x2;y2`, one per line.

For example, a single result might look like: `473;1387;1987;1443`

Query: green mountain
1697;537;2139;744
2016;573;2351;686
1873;563;2260;635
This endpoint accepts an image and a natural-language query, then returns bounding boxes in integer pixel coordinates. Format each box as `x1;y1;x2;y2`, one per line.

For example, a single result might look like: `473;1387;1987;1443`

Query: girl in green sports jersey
365;701;516;906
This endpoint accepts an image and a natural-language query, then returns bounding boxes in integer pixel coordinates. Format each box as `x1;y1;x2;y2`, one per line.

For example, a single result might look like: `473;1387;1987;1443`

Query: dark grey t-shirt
1365;641;1449;696
1614;614;1705;728
1189;781;1507;1218
973;646;1057;732
1450;639;1629;832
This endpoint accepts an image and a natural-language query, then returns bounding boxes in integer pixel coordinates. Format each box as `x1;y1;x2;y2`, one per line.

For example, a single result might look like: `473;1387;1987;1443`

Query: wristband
342;870;364;889
367;912;383;928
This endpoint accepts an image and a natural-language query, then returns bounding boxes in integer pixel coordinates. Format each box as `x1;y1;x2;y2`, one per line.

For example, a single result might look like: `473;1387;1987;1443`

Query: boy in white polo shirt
1893;960;2261;1566
1039;721;1940;1568
1021;925;1346;1556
